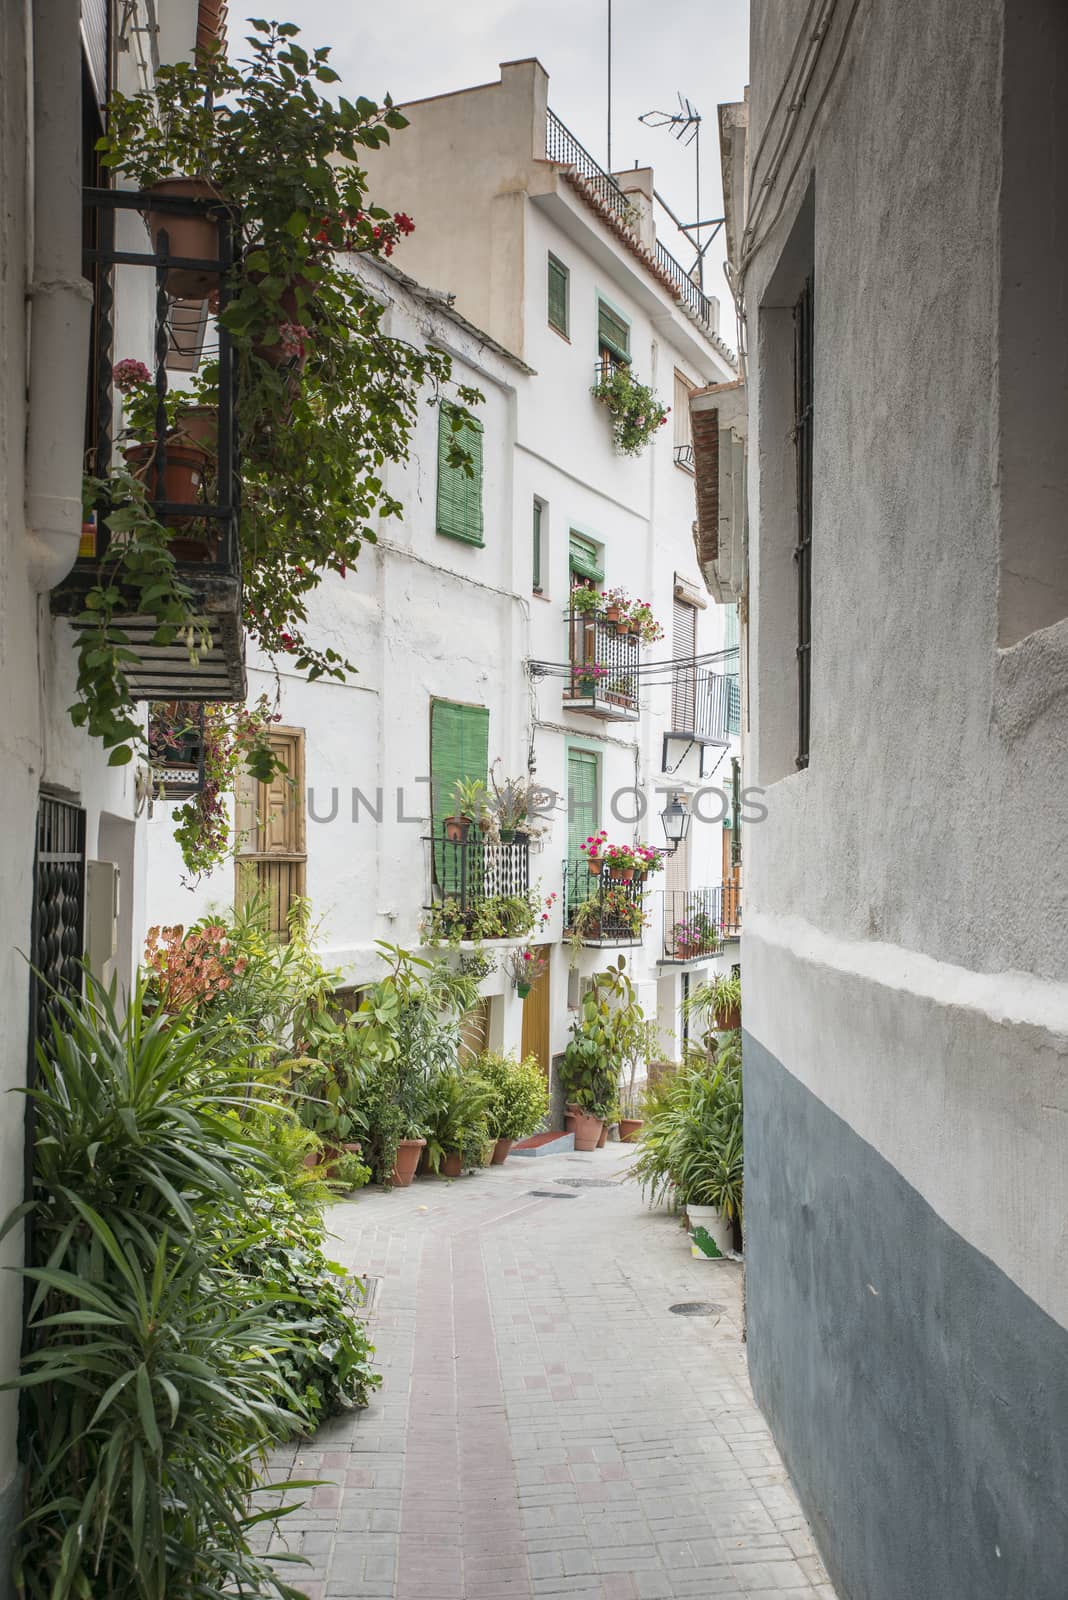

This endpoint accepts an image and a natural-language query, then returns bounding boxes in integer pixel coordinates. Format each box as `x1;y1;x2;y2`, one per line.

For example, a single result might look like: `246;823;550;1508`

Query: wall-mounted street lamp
660;791;691;854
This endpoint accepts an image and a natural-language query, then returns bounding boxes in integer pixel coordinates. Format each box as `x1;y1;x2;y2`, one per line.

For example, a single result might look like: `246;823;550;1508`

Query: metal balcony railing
545;110;633;226
51;186;245;702
655;238;718;330
562;610;641;721
563;860;646;947
673;442;695;471
721;879;742;939
671;667;739;744
662;887;725;963
424;836;532;935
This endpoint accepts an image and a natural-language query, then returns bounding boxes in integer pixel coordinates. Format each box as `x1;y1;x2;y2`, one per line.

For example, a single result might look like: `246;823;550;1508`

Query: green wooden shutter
532;499;543;591
567;749;599;861
437;407;485;546
568;532;604;585
725;605;741;734
597;299;630;362
431;701;490;889
548;254;569;336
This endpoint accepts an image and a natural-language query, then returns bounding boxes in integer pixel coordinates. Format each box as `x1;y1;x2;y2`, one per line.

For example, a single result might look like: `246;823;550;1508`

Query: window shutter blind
436;407;484;545
532;500;543;590
672;598;697;731
597;300;630;362
568;532;604;584
81;0;109;107
725;604;741;733
567;749;599;860
431;700;490;888
547;255;569;335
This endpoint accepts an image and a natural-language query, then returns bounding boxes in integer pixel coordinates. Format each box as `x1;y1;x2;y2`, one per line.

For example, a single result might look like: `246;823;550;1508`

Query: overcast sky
247;1;749;330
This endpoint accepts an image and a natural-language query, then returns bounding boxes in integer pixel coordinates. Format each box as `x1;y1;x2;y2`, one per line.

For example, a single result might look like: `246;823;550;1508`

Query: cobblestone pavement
259;1144;833;1600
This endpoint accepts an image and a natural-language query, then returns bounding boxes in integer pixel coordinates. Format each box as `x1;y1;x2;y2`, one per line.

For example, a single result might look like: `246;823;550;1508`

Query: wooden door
520;955;551;1078
721;824;742;935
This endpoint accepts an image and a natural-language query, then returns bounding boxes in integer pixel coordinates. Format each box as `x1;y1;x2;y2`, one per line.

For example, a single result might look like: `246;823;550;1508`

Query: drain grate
528;1189;578;1199
554;1178;618;1189
669;1301;724;1316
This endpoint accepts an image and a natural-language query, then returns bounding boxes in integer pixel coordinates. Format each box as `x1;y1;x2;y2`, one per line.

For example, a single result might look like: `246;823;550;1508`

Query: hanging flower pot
516;981;532;1000
143;177;222;299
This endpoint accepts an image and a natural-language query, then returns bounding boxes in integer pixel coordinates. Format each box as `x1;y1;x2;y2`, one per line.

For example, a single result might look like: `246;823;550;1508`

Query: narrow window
793;278;814;769
429;698;490;893
547;253;569;338
597;298;630;374
673;369;695;468
436;405;484;546
532;498;544;592
235;729;307;940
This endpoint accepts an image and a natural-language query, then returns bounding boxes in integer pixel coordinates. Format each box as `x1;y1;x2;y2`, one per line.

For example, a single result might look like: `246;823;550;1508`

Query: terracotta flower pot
144;176;222;299
443;816;470;843
173;404;218;450
604;604;621;623
596;1123;609;1149
588;857;604;875
564;1108;604;1153
123;442;221;561
618;868;635;882
715;1005;741;1031
390;1138;426;1188
618;1117;643;1143
616;620;629;636
491;1137;514;1165
440;1151;463;1178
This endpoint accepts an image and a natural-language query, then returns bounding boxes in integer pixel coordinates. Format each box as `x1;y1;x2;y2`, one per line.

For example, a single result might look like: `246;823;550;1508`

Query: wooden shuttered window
430;699;490;891
567;748;599;861
568;532;604;585
597;299;630;364
673;370;695;451
235;730;306;940
437;406;484;546
672;597;698;733
548;254;569;336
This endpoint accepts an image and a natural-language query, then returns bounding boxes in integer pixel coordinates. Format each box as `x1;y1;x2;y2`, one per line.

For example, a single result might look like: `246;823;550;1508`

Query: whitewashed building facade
146;62;739;1093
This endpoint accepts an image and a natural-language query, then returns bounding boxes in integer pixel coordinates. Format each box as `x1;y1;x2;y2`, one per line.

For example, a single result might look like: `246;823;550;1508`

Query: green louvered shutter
568;532;604;585
597;300;630;363
437;407;485;545
725;604;741;734
567;749;599;863
431;700;490;888
548;254;569;336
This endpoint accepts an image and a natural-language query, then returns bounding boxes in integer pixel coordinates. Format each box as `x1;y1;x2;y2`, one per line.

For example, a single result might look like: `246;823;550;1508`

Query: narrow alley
259;1148;831;1600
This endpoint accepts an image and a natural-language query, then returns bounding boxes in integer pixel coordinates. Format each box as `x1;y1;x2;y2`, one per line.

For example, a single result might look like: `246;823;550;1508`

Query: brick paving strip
255;1151;835;1600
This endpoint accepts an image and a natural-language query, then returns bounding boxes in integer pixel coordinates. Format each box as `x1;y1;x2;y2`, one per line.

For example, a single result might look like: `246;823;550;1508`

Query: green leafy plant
590;364;669;455
449;776;492;825
3;973;381;1600
630;1031;743;1225
568;583;602;615
477;1051;549;1142
423;1067;492;1172
80;20;485;766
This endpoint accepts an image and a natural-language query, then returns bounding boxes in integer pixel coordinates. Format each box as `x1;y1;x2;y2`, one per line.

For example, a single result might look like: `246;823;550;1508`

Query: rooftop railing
545;110;633;226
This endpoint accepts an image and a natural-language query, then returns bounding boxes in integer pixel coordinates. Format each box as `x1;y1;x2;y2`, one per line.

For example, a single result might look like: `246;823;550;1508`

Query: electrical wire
527;648;740;682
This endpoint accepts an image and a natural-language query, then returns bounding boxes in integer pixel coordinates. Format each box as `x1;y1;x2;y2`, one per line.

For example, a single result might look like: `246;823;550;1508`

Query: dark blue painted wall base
743;1031;1068;1600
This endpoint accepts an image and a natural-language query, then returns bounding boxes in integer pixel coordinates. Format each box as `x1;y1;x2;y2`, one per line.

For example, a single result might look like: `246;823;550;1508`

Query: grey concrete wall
741;0;1068;1591
745;1031;1068;1600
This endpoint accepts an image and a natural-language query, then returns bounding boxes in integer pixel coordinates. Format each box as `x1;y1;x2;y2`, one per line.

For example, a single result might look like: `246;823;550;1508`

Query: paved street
260;1145;832;1600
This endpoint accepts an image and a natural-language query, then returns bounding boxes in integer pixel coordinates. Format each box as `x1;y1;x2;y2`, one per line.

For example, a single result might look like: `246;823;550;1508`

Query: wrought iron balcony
654;239;719;331
661;887;726;964
673;442;695;471
563;860;646;948
51;186;244;701
721;879;742;940
545;110;633;226
423;835;532;942
670;667;739;744
561;610;641;722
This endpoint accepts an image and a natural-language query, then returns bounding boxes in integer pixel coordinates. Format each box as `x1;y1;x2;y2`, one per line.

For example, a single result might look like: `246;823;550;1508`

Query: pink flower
113;358;151;391
278;323;309;361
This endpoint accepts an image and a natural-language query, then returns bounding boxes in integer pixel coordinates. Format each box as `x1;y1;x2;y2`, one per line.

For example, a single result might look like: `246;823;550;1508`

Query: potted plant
489;762;538;843
112;358;221;560
506;945;547;999
590;363;670;455
568;583;602;616
423;1067;492;1178
624;600;665;646
559;985;620;1150
580;829;609;875
477;1050;549;1163
687;972;741;1032
573;663;608;697
444;776;490;842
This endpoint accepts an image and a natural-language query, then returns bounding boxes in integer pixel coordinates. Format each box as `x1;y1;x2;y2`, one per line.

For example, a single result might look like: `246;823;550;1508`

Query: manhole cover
528;1190;578;1199
669;1301;724;1316
554;1178;618;1189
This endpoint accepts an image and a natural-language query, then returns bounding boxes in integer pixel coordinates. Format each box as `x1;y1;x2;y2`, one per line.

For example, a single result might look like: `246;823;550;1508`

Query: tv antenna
639;94;724;290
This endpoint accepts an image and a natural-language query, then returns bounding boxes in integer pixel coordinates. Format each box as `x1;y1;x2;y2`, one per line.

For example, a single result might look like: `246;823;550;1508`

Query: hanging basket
516;981;532;1000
